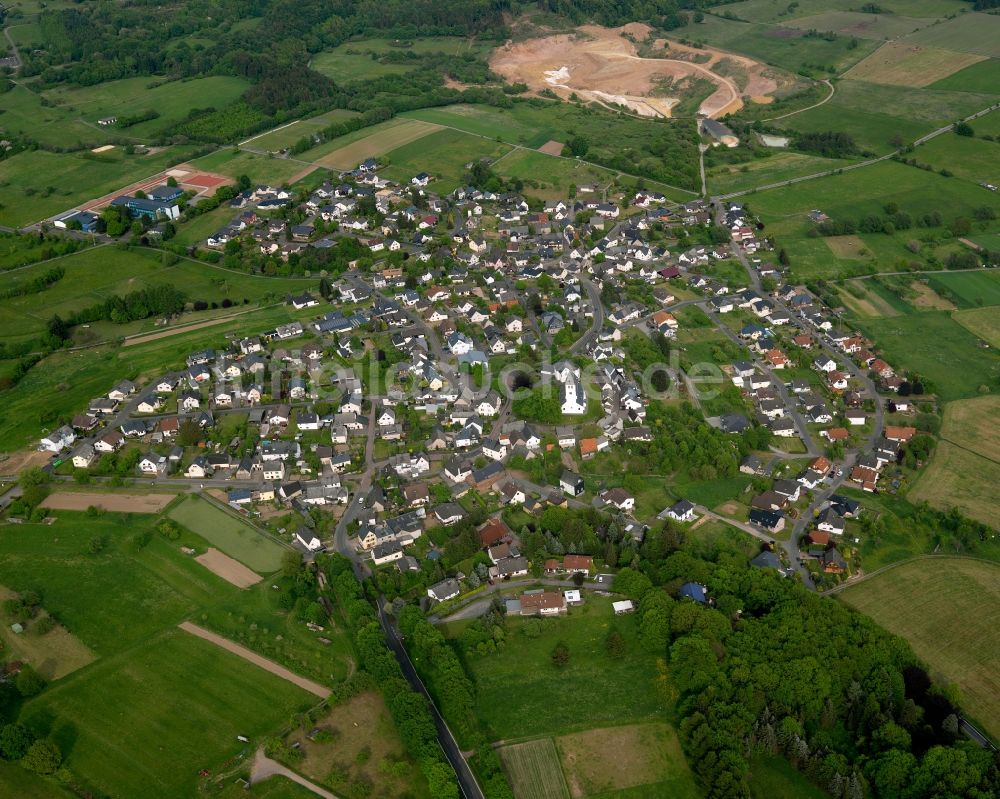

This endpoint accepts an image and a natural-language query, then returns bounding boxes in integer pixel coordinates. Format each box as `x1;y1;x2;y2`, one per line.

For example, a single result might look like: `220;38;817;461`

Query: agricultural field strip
402;114;700;196
178;622;330;698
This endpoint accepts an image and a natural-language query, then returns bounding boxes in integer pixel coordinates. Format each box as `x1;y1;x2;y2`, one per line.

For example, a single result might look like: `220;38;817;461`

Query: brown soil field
908;281;956;311
40;491;176;513
844;41;984;87
0;449;51;476
491;24;790;118
538;139;565;155
196;547;263;589
556;723;693;798
315;120;440;170
178;621;329;697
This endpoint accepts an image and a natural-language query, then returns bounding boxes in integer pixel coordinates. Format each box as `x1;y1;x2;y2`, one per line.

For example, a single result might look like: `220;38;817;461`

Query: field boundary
179;622;329;698
823;553;1000;596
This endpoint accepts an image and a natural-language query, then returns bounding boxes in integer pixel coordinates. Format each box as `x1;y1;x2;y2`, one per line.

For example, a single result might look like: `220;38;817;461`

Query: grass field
667;14;879;75
0;586;96;681
556;724;699;799
840;557;1000;741
774;80;997;153
954;306;1000;347
785;11;929;39
927;270;1000;308
494;149;610;197
856;311;1000;402
916;134;1000;186
20;629;315;798
939;395;1000;461
284;690;431;799
169;496;287;573
0;246;315;345
748;161;1000;240
710;0;966;23
198;577;354;686
839;281;902;317
0;303;318;452
499;739;570;799
0;759;73;798
971;108;1000;137
311;47;414;83
308;119;441;171
242;110;360;152
708;151;857;195
401;102;701;192
443;595;669;741
909;441;1000;527
189;148;313;186
843;42;984;87
931;58;1000;94
0;512;238;656
749;756;830;799
41;76;251;141
905;11;1000;57
380;127;512;192
0;146;198;228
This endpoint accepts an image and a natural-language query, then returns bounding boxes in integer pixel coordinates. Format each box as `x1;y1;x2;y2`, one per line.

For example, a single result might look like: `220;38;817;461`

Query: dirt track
41;491;176;513
179;622;330;698
491;24;788;118
196;548;262;588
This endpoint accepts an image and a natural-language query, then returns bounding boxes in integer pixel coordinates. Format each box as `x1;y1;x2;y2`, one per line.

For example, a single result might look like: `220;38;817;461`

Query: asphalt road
378;600;485;799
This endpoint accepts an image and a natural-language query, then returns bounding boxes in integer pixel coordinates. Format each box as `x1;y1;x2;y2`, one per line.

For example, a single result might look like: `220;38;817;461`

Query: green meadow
20;629;315;798
0;246;315;345
443;595;669;741
168;495;287;573
0;146;200;228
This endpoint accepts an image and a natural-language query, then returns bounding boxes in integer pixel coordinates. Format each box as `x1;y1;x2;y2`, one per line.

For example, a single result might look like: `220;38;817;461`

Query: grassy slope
20;629;315;798
443;595;670;741
840;558;1000;742
0;246;315;344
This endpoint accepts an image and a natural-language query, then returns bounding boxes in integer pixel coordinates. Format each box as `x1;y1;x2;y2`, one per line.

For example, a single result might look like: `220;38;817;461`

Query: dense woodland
391;514;1000;799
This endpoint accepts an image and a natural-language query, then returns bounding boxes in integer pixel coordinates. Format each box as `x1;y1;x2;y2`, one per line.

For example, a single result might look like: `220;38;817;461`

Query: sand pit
196;547;263;588
491;24;791;119
538;139;566;155
40;491;176;513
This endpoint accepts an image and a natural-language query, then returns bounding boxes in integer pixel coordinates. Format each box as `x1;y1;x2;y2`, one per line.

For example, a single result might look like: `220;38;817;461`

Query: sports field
190;147;311;185
843;42;983;87
168;495;287;573
310;119;442;171
499;739;571;799
19;629;315;798
840;558;1000;741
0;146;199;228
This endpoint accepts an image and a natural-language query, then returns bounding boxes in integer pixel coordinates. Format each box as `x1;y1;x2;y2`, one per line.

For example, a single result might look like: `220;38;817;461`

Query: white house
560;379;588;415
39;425;76;453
